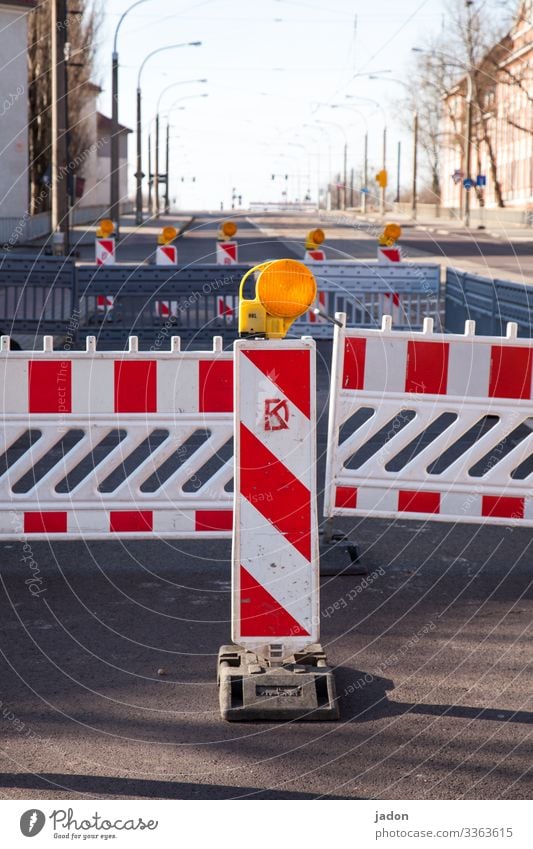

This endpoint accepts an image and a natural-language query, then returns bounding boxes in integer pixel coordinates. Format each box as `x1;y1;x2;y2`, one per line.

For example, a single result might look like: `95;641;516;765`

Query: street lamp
153;82;208;217
161;95;208;215
412;46;474;226
313;118;350;210
330;104;370;212
303;123;334;210
346;95;388;214
368;75;419;219
111;0;152;237
135;41;202;225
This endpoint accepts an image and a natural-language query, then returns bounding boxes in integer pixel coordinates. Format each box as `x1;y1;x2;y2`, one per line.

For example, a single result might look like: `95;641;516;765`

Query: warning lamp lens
162;226;178;243
99;219;114;236
221;220;238;238
256;259;317;319
310;228;325;245
383;222;402;242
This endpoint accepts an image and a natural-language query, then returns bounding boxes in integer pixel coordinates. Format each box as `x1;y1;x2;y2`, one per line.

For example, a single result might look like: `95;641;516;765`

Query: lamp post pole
154;113;160;217
111;0;150;238
51;0;69;249
380;125;387;215
362;132;368;214
135;42;202;225
412;111;418;219
165;122;170;213
464;74;474;228
396;140;401;204
154;80;207;218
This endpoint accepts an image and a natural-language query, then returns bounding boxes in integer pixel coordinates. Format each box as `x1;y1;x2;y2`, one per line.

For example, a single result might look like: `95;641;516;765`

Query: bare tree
400;43;458;203
28;1;100;214
405;0;519;208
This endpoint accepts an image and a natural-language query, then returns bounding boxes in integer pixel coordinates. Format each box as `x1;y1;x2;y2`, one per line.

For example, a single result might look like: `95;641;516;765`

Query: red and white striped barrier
377;246;401;263
155;301;179;319
305;249;325;262
383;290;401;325
96;294;115;314
217;242;238;265
324;314;533;526
218;296;234;323
0;335;233;540
232;338;319;660
156;244;177;266
95;237;116;266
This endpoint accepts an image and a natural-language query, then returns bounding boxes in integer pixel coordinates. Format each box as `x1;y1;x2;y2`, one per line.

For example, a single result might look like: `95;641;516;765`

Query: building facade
77;84;131;211
440;0;533;211
0;0;35;220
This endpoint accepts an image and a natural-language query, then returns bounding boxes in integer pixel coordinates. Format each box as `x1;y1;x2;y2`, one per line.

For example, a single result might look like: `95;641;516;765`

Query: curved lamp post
158;93;208;215
135;41;202;224
111;0;152;237
152;81;207;217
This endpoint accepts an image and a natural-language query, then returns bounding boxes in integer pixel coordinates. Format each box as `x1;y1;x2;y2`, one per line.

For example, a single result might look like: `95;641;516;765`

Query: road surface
0;211;531;800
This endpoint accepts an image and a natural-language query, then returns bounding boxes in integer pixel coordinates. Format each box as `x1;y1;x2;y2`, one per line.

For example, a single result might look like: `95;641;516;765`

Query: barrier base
217;644;339;721
319;528;365;576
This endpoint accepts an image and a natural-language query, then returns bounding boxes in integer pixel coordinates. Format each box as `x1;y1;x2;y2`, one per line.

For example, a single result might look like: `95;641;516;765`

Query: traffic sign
463;178;474;190
476;174;487;187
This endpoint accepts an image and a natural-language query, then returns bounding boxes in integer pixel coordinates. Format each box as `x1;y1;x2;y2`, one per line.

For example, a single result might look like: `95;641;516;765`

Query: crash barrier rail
0;254;76;333
0;256;441;344
445;267;533;337
0;334;233;539
324;313;533;526
306;261;441;335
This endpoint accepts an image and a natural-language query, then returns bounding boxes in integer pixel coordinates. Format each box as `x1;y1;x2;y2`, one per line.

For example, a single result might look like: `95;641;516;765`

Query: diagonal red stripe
240;565;310;637
240;423;311;560
243;349;310;418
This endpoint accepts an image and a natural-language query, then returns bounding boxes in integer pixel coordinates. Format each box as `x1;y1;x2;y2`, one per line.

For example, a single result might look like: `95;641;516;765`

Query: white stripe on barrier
324;314;533;526
0;335;234;540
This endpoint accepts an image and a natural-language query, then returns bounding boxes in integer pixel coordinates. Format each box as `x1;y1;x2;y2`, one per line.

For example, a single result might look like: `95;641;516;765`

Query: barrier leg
319;517;364;576
218;337;339;721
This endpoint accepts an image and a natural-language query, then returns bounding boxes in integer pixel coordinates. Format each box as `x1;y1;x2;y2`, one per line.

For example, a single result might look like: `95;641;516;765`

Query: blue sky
96;0;452;208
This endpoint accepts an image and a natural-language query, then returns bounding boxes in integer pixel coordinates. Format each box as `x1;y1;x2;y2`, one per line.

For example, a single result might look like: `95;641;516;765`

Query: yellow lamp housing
238;259;317;340
378;221;402;247
96;219;115;239
158;225;178;246
305;227;325;250
218;220;238;242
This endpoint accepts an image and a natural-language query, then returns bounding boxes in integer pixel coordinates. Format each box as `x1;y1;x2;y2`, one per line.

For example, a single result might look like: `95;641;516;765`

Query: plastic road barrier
324;313;533;526
0;335;233;539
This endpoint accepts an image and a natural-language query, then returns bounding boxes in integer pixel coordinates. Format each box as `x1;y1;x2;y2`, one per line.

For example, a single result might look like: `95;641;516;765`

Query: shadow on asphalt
336;668;533;725
0;772;358;800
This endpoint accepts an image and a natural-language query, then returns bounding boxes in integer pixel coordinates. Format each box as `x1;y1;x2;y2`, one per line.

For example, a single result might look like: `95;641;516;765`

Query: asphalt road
0;212;531;801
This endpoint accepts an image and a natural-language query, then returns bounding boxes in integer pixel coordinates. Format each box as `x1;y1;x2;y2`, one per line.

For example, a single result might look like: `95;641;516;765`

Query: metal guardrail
0;256;442;346
0;253;76;333
445;268;533;337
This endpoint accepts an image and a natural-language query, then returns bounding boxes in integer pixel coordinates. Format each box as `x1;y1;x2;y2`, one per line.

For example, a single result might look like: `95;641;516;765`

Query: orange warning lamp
218;220;238;241
96;219;115;238
158;226;178;245
305;228;325;250
378;222;402;247
239;259;317;339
